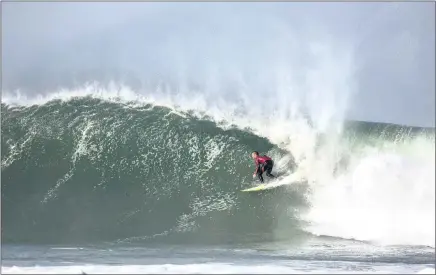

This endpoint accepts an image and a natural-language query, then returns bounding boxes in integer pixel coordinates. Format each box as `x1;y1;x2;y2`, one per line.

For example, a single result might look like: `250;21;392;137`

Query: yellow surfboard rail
241;184;270;192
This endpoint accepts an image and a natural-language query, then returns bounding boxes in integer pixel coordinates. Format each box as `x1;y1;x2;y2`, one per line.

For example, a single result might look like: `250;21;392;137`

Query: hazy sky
2;2;435;127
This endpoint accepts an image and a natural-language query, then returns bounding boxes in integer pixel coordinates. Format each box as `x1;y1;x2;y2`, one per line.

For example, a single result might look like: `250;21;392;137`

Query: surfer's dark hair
252;151;259;155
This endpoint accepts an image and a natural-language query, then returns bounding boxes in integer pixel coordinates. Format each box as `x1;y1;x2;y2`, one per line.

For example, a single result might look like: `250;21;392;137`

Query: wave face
1;98;303;245
2;90;435;247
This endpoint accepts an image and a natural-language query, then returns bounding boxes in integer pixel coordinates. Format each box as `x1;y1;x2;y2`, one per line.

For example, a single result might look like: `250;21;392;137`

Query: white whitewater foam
303;137;435;247
417;268;436;274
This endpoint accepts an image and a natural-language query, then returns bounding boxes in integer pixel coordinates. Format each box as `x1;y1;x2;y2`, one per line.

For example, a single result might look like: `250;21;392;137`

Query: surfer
251;151;276;183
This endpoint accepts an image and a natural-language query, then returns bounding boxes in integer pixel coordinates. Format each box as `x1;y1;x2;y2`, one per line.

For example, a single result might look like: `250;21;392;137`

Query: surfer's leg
257;164;264;183
265;170;275;178
264;160;275;178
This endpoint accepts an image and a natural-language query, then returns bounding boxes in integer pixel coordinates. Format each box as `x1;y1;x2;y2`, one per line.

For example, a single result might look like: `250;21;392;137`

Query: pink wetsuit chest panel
255;155;271;165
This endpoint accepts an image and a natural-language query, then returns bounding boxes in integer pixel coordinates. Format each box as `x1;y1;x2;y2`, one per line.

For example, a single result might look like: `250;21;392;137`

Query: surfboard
241;184;270;192
240;172;305;192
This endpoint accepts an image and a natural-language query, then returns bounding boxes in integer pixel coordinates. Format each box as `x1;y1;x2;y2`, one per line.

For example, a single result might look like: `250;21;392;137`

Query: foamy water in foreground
3;264;435;274
2;242;435;274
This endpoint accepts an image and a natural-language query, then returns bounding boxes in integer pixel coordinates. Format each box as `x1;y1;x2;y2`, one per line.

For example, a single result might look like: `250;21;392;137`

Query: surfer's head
251;151;259;159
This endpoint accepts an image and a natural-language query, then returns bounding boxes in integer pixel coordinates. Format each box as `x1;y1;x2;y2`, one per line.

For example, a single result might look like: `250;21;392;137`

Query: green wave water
1;98;304;245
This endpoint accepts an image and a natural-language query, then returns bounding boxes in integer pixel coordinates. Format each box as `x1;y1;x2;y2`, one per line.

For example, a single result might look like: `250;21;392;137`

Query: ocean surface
1;88;435;274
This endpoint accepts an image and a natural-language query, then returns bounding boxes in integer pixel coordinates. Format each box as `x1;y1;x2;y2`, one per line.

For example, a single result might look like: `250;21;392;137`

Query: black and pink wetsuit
254;155;275;183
